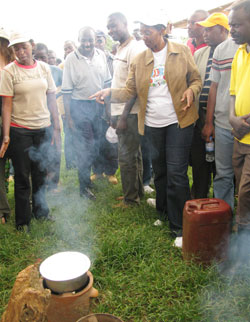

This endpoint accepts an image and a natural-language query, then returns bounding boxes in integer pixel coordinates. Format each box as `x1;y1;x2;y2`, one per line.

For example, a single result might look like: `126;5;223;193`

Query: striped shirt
199;48;214;109
210;38;239;130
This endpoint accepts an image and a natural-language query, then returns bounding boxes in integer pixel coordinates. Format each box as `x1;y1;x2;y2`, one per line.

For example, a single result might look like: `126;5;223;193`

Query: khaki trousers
232;139;250;227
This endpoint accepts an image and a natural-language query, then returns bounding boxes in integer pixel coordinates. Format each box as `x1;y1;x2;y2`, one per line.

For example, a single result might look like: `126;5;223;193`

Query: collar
239;43;250;53
75;48;99;60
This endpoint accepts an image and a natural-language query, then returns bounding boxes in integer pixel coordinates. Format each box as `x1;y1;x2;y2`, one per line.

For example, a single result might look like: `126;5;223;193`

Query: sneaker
147;198;156;208
80;187;96;200
153;219;163;226
144;185;154;194
173;237;183;248
107;175;118;185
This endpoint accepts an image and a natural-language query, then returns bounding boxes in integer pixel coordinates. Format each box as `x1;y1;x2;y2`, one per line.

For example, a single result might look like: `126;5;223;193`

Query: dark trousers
92;118;118;176
70;99;102;193
146;123;193;230
116;114;144;205
141;127;152;186
9;127;51;227
190;125;216;198
62;116;77;169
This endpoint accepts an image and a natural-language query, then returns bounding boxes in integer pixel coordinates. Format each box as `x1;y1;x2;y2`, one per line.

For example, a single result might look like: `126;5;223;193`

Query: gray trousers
116;114;144;205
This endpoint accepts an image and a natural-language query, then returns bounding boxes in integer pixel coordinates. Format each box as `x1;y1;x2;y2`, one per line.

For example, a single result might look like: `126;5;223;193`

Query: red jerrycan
182;198;232;265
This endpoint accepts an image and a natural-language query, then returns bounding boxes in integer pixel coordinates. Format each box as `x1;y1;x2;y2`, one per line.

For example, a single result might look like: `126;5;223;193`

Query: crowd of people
0;1;250;242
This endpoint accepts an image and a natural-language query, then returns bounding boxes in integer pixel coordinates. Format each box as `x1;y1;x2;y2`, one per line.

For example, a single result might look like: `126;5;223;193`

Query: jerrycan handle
200;200;219;210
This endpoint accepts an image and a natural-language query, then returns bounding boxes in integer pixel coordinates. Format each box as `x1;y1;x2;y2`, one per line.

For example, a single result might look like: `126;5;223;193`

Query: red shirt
187;38;207;56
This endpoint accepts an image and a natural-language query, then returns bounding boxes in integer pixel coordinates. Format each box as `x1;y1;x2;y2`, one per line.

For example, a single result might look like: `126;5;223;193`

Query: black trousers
9;126;51;227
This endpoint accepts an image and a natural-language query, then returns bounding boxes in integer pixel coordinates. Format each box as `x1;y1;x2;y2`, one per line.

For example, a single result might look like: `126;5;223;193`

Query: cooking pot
39;251;91;293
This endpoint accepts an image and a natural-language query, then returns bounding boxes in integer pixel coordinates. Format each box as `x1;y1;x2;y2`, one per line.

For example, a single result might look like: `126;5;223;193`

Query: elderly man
62;26;111;199
229;0;250;232
191;13;229;199
187;10;209;55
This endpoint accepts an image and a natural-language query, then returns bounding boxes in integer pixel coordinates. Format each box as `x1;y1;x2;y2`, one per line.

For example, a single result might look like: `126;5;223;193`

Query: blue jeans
146;123;193;230
70;99;102;193
214;125;234;210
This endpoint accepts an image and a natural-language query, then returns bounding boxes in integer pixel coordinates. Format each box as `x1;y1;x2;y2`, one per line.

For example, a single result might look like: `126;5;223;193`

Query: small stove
45;270;98;322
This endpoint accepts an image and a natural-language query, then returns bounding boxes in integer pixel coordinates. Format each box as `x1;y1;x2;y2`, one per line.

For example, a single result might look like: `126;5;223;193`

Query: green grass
1;164;250;321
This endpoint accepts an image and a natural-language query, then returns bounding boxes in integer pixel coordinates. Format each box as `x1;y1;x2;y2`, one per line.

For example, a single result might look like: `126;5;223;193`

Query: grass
1;163;250;321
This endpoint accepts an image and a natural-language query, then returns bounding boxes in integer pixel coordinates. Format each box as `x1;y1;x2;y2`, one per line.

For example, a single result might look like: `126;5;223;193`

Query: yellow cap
196;12;229;31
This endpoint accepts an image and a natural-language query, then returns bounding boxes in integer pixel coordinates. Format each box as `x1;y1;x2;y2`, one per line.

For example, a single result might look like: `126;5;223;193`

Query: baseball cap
134;12;168;27
196;13;229;31
96;30;106;39
8;31;30;47
0;28;10;42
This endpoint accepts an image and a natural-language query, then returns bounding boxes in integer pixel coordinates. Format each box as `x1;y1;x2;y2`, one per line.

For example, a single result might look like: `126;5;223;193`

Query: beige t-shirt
0;60;56;129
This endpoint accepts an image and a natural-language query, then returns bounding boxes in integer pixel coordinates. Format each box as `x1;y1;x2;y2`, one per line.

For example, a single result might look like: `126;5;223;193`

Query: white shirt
145;44;178;127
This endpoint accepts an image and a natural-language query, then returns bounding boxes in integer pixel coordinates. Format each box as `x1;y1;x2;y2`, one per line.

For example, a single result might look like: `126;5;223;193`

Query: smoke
201;231;250;321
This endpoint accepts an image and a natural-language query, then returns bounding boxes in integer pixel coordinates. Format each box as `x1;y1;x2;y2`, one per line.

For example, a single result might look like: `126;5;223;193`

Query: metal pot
39;251;91;293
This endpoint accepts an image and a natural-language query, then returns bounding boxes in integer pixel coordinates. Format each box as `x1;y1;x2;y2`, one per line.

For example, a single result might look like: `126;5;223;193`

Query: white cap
8;31;30;47
0;28;10;42
134;12;169;27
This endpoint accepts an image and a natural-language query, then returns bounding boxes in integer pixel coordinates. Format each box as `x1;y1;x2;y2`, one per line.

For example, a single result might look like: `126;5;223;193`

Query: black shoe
35;214;55;222
80;188;96;200
16;224;30;233
170;229;182;238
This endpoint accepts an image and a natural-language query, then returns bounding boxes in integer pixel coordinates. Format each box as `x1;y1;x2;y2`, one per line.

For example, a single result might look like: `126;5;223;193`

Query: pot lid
39;251;91;281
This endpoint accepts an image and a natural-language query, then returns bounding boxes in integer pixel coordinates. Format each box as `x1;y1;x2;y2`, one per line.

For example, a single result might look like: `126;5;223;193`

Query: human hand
181;88;194;111
116;117;127;135
89;88;111;104
0;136;10;158
202;123;215;142
230;113;250;139
51;128;61;151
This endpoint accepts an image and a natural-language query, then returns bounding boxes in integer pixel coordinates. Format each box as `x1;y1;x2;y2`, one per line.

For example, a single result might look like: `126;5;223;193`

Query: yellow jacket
111;40;202;135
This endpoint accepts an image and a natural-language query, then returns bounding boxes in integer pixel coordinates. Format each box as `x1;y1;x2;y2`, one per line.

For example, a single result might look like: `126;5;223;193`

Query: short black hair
35;43;48;54
108;12;127;25
232;0;250;18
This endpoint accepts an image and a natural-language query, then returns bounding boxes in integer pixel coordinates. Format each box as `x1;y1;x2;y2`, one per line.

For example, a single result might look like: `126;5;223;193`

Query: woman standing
0;32;61;231
91;17;201;237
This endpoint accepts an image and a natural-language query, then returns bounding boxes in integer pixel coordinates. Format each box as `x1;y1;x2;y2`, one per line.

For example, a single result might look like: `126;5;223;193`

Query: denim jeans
9;126;51;227
214;126;234;210
146;123;193;230
92;118;118;176
70;99;102;194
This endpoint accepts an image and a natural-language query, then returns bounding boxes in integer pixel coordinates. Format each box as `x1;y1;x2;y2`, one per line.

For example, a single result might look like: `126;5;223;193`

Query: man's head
34;43;49;63
95;30;106;51
187;10;209;39
107;12;129;44
196;13;229;47
48;50;57;65
229;0;250;45
64;40;76;59
78;26;96;57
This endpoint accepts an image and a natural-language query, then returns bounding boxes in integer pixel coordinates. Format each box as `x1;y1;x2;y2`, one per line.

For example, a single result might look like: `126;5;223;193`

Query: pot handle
90;287;99;298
